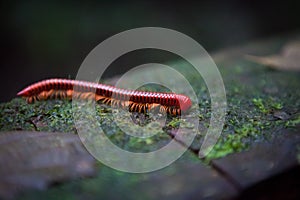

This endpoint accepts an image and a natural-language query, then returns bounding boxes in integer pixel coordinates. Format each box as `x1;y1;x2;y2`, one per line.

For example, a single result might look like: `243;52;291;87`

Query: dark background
1;0;299;102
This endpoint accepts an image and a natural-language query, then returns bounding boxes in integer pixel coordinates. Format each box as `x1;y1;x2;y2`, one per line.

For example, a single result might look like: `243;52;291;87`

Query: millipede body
17;79;192;116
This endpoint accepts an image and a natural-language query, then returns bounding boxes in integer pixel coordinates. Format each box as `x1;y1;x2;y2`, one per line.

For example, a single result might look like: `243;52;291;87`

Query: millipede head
175;94;192;112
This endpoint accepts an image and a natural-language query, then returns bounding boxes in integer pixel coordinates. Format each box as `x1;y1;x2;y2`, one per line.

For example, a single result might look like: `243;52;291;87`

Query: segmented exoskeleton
17;79;192;116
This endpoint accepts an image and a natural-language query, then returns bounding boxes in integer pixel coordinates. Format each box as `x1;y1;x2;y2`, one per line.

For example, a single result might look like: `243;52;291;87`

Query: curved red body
17;78;192;112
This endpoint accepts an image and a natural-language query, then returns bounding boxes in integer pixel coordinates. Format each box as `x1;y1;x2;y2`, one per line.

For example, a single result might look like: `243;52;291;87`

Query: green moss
252;98;269;114
201;59;300;162
252;97;283;114
167;118;181;128
204;92;292;162
285;114;300;128
271;102;283;110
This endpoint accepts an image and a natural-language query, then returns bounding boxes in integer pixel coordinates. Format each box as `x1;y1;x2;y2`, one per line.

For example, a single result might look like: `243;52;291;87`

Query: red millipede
17;78;192;116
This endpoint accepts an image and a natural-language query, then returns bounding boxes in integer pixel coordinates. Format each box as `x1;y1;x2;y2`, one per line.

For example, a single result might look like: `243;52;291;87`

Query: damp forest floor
0;34;300;199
